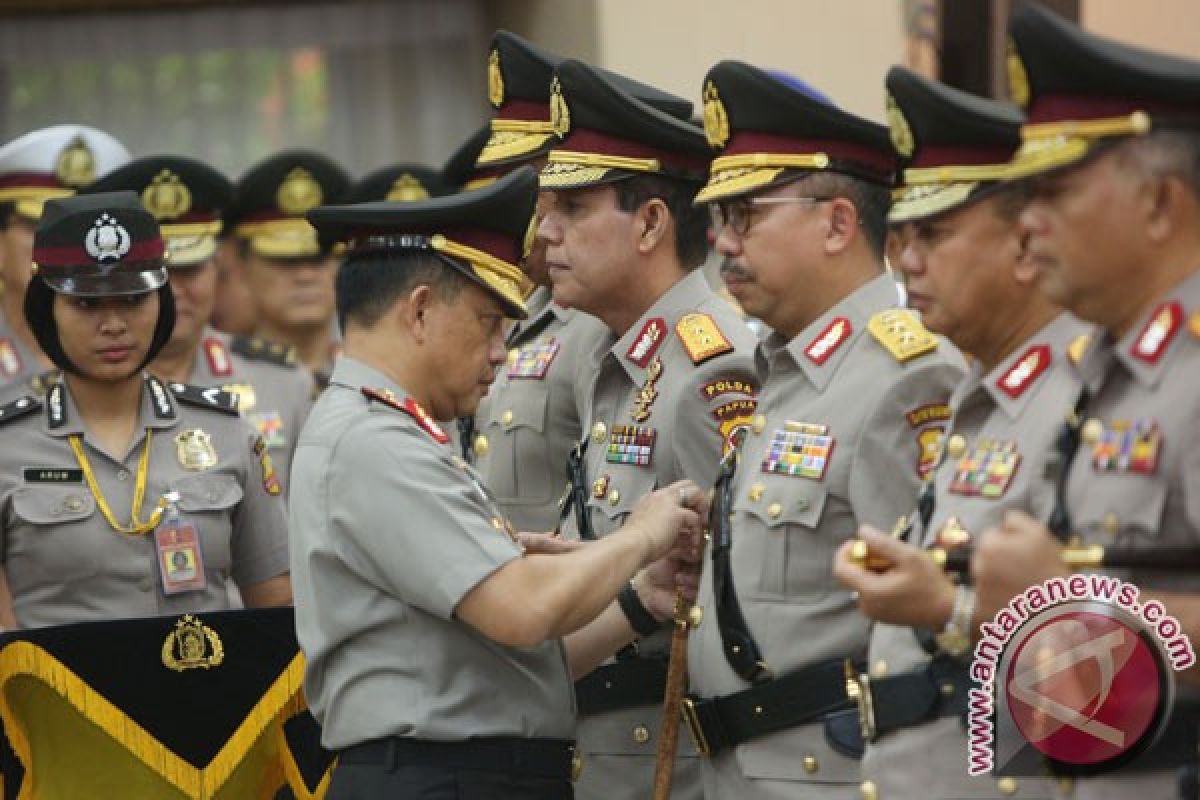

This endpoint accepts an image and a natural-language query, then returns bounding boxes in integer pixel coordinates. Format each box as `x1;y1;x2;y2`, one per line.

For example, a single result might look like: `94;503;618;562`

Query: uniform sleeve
285;367;316;450
230;421;291;587
847;359;963;532
327;418;522;619
672;355;760;490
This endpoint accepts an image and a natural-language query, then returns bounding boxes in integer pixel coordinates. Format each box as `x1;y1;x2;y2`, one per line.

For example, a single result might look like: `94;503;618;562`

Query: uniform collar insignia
146;375;177;420
996;343;1051;399
203;336;233;378
46;382;67;429
626;317;667;368
1130;301;1182;365
804;316;852;366
361;387;449;444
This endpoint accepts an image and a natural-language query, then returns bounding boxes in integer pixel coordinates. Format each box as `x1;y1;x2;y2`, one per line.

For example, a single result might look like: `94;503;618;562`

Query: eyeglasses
709;196;831;236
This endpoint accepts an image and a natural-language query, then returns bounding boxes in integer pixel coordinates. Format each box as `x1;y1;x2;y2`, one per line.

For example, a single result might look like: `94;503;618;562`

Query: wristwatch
934;585;976;657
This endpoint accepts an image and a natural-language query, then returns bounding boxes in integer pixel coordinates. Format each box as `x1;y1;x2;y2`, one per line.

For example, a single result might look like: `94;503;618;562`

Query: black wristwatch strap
618;584;661;636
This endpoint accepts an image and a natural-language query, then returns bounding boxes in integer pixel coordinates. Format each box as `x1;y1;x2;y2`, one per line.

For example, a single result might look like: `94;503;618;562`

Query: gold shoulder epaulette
676;312;733;365
867;309;938;363
1067;333;1091;365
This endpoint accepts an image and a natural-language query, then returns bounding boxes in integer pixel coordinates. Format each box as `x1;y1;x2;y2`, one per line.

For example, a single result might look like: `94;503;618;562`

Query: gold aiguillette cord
68;430;166;536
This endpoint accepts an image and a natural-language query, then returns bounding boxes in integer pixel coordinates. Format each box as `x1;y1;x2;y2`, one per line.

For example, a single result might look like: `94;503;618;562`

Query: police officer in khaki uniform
83;156;316;493
684;62;965;800
469;31;692;532
226;151;351;389
538;58;758;800
0;125;130;388
966;7;1200;799
291;166;708;799
0;192;291;630
832;67;1083;800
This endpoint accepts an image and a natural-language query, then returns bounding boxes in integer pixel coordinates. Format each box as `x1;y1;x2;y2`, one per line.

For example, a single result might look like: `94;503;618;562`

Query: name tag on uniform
23;467;84;483
507;339;559;379
155;521;207;595
760;422;834;480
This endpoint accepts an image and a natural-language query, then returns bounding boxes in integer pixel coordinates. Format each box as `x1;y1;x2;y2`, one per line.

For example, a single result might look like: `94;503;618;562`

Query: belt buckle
843;658;877;742
681;697;711;757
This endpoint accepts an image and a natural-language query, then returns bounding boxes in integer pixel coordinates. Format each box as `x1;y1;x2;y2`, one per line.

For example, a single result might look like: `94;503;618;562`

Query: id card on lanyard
155;491;207;595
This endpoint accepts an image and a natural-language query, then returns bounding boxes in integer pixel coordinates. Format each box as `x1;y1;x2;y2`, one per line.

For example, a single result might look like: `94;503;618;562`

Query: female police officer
0;191;291;629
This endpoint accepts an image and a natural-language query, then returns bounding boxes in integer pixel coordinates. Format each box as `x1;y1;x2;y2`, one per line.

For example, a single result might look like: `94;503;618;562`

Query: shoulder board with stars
997;344;1051;399
676;312;732;365
0;394;40;426
202;336;234;378
867;309;938;363
229;335;299;368
361;387;450;444
166;381;240;416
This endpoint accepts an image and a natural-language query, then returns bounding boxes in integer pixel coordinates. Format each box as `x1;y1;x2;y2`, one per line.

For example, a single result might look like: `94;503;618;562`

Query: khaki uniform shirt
688;273;965;799
865;312;1088;800
563;269;760;800
183;328;315;494
289;357;575;750
1061;271;1200;800
0;315;44;390
473;286;608;533
0;375;289;629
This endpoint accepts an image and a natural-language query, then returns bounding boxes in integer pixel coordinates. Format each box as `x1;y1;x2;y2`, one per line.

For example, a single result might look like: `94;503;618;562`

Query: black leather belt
574;656;667;716
339;736;579;781
854;656;970;744
682;658;854;757
1051;703;1200;776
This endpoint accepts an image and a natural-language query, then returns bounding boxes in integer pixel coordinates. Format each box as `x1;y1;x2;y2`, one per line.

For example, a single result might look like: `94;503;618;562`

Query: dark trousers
327;762;573;799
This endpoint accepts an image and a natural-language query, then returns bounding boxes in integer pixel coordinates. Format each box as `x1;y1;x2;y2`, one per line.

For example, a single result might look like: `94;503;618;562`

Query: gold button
1103;512;1119;536
996;776;1018;796
687;606;704;628
632;725;650;744
1081;417;1104;446
871;659;888;678
803;755;818;774
591;422;608;443
748;483;765;502
473;435;489;458
767;502;782;520
860;780;878;800
608;489;621;506
507;347;519;364
501;410;514;426
941;682;956;697
752;414;766;434
946;434;967;459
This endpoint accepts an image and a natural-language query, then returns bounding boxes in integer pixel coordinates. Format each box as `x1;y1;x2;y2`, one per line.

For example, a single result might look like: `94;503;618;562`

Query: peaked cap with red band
886;66;1024;224
695;60;896;204
1006;3;1200;179
308;166;538;320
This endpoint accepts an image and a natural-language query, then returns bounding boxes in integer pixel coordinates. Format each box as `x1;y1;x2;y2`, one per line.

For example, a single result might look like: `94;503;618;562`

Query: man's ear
635;197;671;254
824;197;859;255
399;284;435;344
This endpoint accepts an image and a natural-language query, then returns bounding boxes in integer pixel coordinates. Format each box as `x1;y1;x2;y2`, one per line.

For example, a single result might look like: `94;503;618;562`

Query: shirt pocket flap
593;466;657;522
12;486;96;524
733;479;827;530
487;385;549;435
174;474;243;512
1076;475;1166;540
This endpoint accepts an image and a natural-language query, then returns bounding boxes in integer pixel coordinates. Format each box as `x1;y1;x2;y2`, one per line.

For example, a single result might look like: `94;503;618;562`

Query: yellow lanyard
67;430;165;536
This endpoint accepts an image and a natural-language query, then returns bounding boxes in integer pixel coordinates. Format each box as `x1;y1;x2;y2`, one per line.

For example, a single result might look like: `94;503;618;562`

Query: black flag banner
0;607;334;799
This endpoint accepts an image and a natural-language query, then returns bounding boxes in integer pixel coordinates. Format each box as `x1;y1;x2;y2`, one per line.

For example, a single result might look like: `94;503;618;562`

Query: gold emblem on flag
162;615;225;672
175;428;218;471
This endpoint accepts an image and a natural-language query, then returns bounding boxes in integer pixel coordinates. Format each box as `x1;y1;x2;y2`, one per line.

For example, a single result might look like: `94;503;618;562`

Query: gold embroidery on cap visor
429;234;531;318
888;161;1014;224
0;188;75;222
539;151;662;189
693;152;832;204
235;218;322;259
477;118;559;167
1006;111;1152;180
